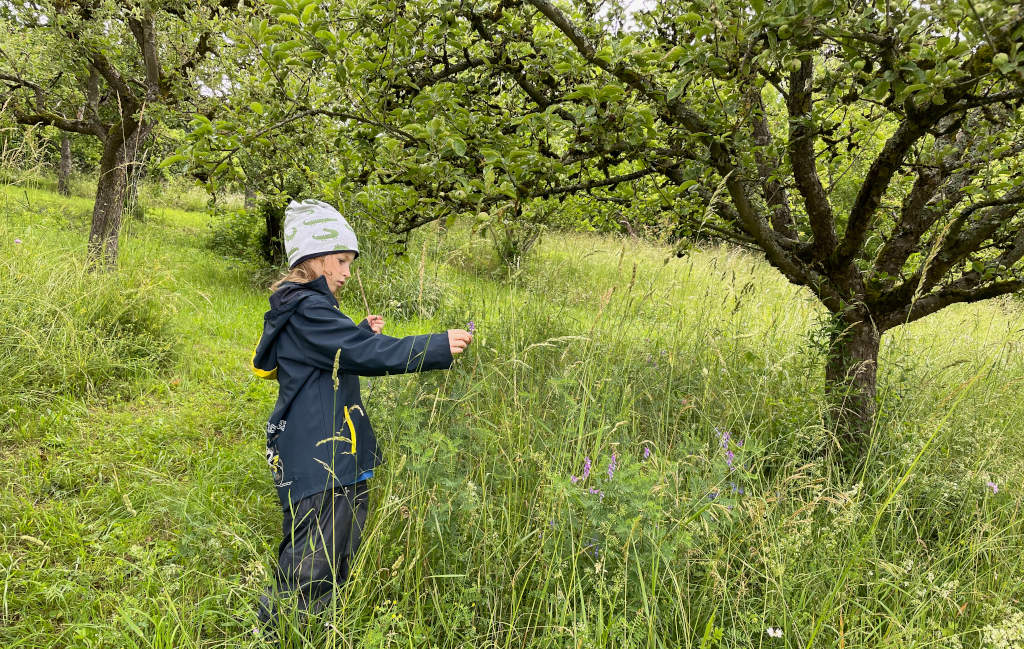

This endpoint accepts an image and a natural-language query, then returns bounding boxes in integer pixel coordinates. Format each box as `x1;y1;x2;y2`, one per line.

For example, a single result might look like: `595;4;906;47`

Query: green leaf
250;102;264;114
597;85;625;102
667;78;687;101
278;13;300;26
300;2;317;23
449;137;467;157
158;154;187;169
662;45;687;63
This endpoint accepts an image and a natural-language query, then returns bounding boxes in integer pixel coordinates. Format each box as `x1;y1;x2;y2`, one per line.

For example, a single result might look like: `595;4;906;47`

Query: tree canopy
1;0;239;265
187;0;1024;452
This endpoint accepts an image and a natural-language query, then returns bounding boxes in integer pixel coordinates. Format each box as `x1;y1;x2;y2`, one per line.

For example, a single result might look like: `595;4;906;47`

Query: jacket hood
251;276;335;379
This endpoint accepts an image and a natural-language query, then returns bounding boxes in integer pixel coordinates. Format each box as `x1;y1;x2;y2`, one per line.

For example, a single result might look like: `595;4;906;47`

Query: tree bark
86;119;153;268
123;120;153;220
88;135;129;267
824;316;881;459
58;134;73;196
257;199;287;265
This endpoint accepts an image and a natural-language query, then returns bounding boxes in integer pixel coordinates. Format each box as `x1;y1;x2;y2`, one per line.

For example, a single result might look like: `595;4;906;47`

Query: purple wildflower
571;456;592;484
725;449;735;469
607;452;617;480
986;481;998;494
643;446;651;460
467;320;475;334
14;238;22;244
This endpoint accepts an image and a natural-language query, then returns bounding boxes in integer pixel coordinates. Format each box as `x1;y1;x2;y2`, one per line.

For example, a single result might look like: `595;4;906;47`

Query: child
250;199;472;629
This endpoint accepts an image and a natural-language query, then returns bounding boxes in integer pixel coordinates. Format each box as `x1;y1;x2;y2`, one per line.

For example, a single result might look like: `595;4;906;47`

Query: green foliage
206;206;266;262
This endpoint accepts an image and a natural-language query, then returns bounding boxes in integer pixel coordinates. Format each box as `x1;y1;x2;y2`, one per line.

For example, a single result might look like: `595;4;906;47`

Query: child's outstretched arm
284;299;472;376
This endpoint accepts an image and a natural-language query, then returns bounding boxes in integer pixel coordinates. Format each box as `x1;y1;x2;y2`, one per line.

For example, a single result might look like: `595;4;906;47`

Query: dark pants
258;481;370;627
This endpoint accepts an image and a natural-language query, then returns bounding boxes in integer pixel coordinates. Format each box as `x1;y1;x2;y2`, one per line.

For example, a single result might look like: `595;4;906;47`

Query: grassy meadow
1;179;1023;648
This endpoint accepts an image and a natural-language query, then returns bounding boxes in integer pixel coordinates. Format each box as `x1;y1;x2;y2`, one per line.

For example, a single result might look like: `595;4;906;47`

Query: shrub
206;206;266;262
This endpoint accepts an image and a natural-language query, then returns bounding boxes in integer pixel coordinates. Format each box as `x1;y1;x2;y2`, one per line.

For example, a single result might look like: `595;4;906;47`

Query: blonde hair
270;257;324;292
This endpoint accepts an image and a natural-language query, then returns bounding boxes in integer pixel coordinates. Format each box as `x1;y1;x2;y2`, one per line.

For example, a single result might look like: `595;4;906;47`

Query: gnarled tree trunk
88;119;151;269
824;316;881;460
88;134;129;267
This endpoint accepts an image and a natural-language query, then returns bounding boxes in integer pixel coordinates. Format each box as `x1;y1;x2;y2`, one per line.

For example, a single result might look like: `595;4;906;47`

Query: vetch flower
14;238;22;244
986;481;998;494
467;320;475;334
643;446;651;460
607;452;617;479
725;449;735;469
570;456;592;484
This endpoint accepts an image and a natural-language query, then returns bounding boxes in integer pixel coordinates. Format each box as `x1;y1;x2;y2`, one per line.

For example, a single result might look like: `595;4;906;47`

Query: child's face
319;252;355;292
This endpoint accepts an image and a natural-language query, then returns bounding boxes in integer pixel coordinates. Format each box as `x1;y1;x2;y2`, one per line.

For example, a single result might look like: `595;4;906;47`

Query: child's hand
448;329;473;355
366;315;385;334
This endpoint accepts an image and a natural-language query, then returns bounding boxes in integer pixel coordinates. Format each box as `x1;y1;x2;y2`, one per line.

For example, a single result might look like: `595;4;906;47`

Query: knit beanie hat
283;199;359;269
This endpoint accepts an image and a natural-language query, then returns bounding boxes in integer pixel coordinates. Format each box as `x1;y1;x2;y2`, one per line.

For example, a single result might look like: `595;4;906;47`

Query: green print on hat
282;199;359;268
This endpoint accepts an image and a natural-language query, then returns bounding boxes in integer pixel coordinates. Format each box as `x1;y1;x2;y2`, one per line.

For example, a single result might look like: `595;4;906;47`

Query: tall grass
1;184;1022;648
0;196;174;428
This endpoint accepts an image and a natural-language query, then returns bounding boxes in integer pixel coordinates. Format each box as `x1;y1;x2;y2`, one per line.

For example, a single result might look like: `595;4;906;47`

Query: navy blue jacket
251;275;453;506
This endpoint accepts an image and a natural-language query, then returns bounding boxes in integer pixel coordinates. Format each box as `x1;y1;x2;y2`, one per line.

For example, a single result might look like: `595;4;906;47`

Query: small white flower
766;627;784;638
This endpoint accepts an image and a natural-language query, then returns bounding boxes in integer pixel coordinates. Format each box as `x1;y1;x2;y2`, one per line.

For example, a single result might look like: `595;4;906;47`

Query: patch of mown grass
1;180;1023;648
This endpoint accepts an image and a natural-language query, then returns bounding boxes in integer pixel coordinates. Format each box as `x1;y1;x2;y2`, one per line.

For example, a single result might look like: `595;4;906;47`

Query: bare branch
838;117;930;263
883;275;1024;328
13;110;107;138
87;50;141;111
786;55;835;257
750;91;796;239
871;122;974;279
532;166;662;199
126;12;162;99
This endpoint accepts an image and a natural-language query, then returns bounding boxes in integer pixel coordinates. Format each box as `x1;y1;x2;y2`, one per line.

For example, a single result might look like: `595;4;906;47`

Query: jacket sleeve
283;299;453;376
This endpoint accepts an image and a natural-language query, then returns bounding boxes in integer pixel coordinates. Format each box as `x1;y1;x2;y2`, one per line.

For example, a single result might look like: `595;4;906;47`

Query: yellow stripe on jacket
250;342;277;380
